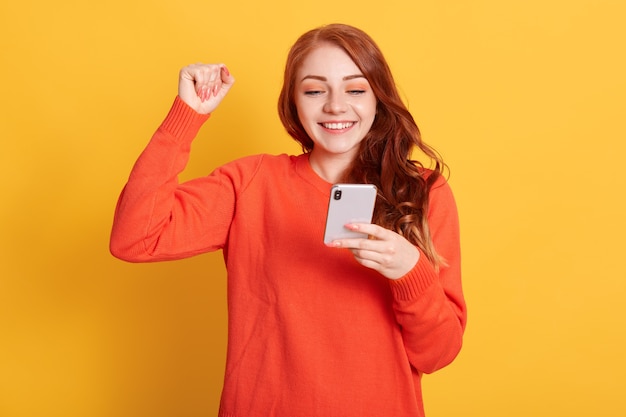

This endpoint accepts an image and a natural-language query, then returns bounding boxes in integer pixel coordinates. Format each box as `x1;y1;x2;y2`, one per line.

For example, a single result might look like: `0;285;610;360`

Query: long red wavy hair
278;23;446;268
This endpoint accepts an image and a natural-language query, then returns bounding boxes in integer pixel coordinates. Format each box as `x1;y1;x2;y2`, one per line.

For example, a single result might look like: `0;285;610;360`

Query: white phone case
323;184;377;245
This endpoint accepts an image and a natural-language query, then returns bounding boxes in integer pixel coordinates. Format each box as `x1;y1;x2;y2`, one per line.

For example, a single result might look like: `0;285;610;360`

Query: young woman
111;23;466;417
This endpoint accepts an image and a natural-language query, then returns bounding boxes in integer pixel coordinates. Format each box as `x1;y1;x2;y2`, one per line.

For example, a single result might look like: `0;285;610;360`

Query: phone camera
333;189;342;200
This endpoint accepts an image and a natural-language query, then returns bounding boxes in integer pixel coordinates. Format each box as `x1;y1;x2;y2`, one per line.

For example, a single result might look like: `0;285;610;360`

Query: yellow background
1;0;625;416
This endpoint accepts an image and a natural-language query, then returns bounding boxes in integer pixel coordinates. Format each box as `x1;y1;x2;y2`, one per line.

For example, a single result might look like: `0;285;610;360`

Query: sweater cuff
160;96;211;140
389;252;438;301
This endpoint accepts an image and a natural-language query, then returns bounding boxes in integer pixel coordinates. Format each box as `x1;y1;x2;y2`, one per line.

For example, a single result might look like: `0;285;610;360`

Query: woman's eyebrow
300;74;366;82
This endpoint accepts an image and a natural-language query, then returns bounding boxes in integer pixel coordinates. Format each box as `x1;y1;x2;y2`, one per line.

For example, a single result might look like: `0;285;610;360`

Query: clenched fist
178;63;235;114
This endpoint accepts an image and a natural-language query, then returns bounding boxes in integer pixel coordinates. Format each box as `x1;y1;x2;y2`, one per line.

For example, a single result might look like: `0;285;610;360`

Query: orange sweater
110;97;467;417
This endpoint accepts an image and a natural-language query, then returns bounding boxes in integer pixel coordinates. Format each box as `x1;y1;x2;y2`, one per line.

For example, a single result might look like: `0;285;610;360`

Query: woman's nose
323;92;348;114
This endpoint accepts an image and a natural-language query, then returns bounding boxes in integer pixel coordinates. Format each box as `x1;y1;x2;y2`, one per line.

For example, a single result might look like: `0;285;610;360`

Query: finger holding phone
330;223;420;280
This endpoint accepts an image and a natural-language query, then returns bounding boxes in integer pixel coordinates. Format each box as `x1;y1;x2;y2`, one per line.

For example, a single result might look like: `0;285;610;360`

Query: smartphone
323;184;377;245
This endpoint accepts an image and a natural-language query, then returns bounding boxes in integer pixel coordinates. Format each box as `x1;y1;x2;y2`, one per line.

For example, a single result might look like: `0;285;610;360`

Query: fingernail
222;66;230;76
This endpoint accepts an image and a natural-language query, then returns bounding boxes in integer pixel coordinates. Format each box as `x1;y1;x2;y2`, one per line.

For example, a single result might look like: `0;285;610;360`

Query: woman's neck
308;151;353;184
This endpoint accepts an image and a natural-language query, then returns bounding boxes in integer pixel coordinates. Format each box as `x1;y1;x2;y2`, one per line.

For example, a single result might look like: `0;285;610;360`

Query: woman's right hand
178;63;235;114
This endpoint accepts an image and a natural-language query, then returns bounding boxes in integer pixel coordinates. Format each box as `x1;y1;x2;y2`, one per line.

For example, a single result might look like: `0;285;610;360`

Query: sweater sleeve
388;176;467;374
110;96;239;262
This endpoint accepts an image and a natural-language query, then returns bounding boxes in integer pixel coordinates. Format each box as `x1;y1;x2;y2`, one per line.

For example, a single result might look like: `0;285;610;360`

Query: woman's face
294;44;377;164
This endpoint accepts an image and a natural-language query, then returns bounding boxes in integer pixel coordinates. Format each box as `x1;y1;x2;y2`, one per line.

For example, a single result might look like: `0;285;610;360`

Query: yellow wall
1;0;625;416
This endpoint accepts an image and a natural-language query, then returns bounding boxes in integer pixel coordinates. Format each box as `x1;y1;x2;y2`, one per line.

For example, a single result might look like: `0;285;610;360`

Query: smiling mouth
320;122;355;130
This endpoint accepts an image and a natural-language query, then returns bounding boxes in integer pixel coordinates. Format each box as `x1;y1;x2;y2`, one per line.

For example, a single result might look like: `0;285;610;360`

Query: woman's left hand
330;223;420;280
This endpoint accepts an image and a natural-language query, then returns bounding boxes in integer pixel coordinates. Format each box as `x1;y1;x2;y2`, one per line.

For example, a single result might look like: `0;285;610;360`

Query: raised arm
110;64;236;262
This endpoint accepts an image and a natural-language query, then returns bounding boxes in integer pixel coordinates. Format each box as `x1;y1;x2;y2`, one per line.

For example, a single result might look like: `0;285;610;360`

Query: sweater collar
294;153;333;196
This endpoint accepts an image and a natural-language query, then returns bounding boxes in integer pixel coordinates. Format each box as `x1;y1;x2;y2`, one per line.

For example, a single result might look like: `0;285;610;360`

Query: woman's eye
304;90;324;96
347;89;366;95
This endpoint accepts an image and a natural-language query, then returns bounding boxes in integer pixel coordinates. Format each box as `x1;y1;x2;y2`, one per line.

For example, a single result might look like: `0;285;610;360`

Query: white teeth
322;122;354;130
